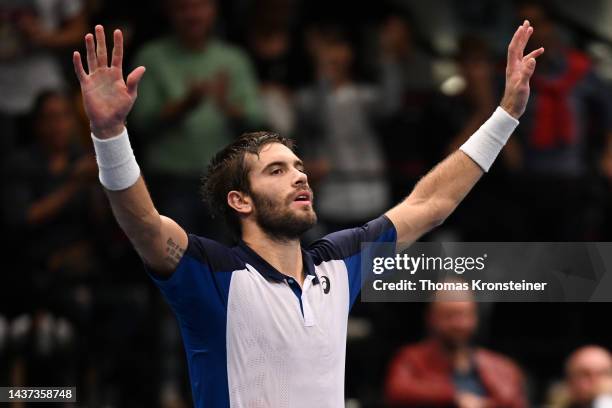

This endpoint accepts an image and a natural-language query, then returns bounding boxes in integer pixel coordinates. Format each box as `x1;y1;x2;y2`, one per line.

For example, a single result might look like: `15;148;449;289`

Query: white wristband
459;107;519;172
91;128;141;191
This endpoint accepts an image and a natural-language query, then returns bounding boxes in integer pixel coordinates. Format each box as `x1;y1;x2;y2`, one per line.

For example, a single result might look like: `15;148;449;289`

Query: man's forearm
104;175;188;274
91;127;188;273
92;128;161;246
104;176;162;250
386;107;519;243
387;21;542;244
74;26;188;275
407;150;483;218
386;150;484;245
408;107;518;218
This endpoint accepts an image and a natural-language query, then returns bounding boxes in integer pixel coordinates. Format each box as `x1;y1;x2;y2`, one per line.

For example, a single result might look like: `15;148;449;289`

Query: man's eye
271;168;283;175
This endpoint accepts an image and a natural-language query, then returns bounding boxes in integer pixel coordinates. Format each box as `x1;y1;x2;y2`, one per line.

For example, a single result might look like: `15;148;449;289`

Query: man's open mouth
293;191;312;202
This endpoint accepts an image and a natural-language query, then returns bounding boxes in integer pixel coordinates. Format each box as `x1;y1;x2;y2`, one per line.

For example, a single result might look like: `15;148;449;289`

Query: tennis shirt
148;215;397;407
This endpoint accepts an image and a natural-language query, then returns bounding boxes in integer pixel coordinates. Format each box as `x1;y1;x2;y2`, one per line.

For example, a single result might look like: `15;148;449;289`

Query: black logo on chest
321;276;331;294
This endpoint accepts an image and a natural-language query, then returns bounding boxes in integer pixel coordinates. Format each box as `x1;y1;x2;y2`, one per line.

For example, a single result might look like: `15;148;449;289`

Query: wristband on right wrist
91;128;141;191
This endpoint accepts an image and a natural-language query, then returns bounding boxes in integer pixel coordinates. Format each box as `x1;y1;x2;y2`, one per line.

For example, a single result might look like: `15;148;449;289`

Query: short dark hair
201;131;295;237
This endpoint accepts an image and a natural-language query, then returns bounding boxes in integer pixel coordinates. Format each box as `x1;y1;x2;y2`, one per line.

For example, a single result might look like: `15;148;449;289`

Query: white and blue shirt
148;215;397;407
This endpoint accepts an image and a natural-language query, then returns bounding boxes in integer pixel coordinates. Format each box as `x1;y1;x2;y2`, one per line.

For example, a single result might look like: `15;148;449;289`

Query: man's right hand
73;25;145;139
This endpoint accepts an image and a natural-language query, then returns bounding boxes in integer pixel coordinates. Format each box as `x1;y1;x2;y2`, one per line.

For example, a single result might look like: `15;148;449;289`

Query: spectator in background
548;346;612;408
295;25;401;234
0;0;86;152
510;0;612;240
375;11;436;202
131;0;263;235
385;292;527;408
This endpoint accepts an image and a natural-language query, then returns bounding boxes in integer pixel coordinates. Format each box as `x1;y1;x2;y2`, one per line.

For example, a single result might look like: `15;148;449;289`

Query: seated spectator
385;290;527;407
131;0;263;235
548;346;612;408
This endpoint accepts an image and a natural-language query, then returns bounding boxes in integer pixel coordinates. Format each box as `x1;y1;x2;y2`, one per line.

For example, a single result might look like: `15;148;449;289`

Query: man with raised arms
72;19;543;407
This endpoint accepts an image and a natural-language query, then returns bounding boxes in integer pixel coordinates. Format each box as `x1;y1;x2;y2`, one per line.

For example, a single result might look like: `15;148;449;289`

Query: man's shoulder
184;234;245;273
307;215;397;264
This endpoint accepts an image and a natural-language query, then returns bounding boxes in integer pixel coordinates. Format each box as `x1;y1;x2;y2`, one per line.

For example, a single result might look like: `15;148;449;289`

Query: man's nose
292;168;308;186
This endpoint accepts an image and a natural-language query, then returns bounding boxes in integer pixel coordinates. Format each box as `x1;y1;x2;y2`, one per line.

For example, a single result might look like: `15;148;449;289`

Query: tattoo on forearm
164;237;185;266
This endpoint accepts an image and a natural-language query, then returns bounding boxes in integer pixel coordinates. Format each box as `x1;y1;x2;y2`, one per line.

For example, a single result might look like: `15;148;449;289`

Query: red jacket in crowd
385;340;527;408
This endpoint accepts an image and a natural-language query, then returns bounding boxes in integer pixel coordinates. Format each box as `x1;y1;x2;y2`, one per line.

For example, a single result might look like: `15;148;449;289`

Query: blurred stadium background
0;0;611;406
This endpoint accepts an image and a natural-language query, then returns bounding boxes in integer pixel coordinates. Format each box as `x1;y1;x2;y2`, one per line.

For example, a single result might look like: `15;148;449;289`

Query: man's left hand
500;20;545;119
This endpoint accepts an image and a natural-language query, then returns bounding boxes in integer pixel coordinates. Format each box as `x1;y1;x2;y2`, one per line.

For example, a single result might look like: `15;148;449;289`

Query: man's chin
287;210;318;237
293;207;318;226
255;208;318;241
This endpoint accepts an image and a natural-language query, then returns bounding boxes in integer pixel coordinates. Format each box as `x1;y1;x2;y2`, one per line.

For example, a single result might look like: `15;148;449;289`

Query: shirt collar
235;240;318;284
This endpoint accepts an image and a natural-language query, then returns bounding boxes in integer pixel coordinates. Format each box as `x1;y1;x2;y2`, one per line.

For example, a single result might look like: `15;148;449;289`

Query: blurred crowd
0;0;611;406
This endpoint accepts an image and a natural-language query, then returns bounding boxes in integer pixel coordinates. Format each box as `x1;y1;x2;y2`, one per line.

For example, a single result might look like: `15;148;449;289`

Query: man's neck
242;228;304;284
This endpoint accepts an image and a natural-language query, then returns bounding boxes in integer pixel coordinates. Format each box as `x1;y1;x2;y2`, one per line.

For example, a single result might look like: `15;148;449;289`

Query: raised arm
386;20;544;244
73;25;187;276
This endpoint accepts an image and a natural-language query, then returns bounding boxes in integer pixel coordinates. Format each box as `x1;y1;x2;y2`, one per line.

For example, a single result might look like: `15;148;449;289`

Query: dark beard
251;190;317;242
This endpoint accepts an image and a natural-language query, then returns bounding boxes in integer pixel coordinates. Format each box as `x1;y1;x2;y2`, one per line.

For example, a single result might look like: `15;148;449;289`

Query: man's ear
227;190;252;215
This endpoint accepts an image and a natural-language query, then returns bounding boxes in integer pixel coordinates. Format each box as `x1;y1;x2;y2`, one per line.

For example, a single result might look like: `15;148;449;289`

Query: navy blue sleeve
308;215;397;307
146;234;243;349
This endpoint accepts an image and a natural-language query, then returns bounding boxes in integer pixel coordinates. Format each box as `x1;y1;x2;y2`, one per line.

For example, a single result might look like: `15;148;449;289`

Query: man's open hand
500;20;544;119
73;25;145;138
